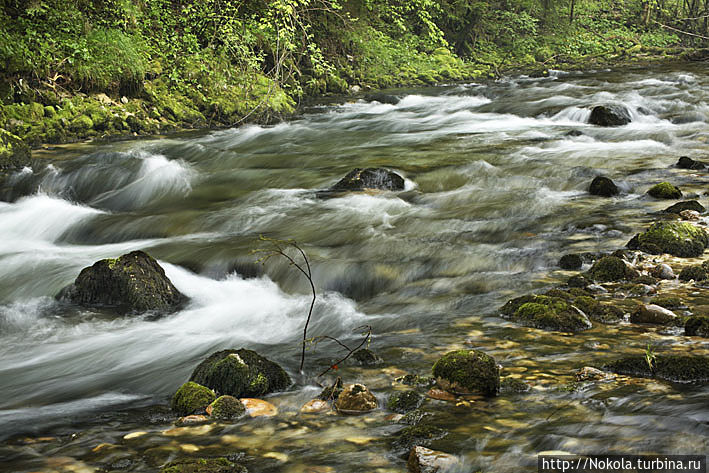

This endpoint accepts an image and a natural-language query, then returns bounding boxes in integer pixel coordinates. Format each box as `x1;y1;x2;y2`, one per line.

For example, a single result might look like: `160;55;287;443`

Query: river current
1;64;708;472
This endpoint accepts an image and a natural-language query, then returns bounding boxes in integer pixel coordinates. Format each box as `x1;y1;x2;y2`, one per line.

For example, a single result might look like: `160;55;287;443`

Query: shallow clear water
1;64;708;472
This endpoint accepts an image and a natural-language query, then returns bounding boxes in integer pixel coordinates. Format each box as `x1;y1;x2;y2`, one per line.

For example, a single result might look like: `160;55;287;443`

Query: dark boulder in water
363;92;400;105
629;221;708;257
588;105;631;126
663;200;705;214
320;168;406;197
57;251;187;314
685;316;709;337
603;354;709;383
190;349;291;398
677;156;707;170
588;176;619;197
559;253;583;270
647;182;682;199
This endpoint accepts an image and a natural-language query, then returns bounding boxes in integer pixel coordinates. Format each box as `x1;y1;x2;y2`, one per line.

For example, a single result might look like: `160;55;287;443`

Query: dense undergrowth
0;0;705;147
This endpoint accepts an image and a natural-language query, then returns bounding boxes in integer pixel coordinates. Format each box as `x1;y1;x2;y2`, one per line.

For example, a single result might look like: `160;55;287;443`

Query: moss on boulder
387;391;424;414
171;382;216;415
633;221;708;257
650;296;684;310
587;256;633;282
647;182;682;199
685;316;709;337
559;253;583;270
391;424;447;457
0;128;31;172
208;395;245;420
190;349;290;398
432;350;499;395
57;251;187;314
571;296;624;324
603;354;709;383
502;294;593;332
679;265;708;282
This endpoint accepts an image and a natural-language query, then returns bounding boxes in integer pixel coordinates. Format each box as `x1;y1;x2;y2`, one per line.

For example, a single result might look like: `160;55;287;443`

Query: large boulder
647;182;682;199
334;383;378;414
663;200;705;214
432;350;499;395
603;354;709;383
0;128;31;172
500;294;593;333
587;256;635;282
588;105;631;126
629;304;678;325
678;265;707;281
588;176;619;197
189;349;291;398
58;251;187;313
629;221;708;257
330;168;405;192
677;156;707;170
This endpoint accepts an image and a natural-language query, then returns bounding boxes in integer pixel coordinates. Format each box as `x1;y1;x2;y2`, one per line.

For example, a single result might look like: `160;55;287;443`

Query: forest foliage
0;0;705;144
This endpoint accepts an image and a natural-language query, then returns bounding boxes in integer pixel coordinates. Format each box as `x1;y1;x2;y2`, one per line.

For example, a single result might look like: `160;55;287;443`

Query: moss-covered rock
500;377;531;393
647;182;682;199
57;251;187;314
685;316;709;337
572;296;624;324
190;349;290;398
630;304;677;325
387;391;424;414
502;295;593;332
663;200;705;214
559;254;583;270
171;382;216;415
392;424;447;457
587;256;633;282
351;348;383;366
650;296;685;310
567;274;591;288
588;176;619;197
632;221;708;257
679;265;708;282
432;350;499;395
160;457;247;473
603;354;709;383
0;128;31;172
334;383;378;413
208;395;245;420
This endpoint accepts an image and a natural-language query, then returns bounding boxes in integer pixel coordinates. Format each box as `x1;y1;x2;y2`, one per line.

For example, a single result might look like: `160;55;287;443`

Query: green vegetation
0;0;706;146
647;182;682;199
170;381;216;415
432;349;499;395
635;221;709;257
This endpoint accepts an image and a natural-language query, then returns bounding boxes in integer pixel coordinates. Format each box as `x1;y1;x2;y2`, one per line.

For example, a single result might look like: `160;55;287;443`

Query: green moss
588;256;630;282
392;424;447;454
170;381;216;415
650;296;685;309
209;395;245;420
161;457;247;473
636;221;709;257
387;391;424;414
679;265;708;282
432;349;499;396
500;377;531;393
507;295;592;332
572;296;623;324
647;182;682;199
604;354;709;383
0;128;31;171
685;316;709;337
567;274;591;288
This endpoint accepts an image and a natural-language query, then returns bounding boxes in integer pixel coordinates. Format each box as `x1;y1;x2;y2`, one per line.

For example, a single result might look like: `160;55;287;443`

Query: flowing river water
1;64;708;472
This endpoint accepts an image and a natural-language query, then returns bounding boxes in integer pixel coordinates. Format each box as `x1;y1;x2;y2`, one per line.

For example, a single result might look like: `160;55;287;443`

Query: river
1;64;708;472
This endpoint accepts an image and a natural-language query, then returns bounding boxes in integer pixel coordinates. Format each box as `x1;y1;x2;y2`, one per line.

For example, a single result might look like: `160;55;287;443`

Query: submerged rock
677;156;707;170
663;200;705;214
363;92;400;105
240;398;278;417
432;350;499;395
588;176;619;197
159;457;247;473
208;395;245;420
0;128;31;172
189;349;291;398
679;265;708;282
588;105;631;126
650;263;675;280
587;256;634;282
559;253;583;270
630;304;677;325
650;296;684;309
318;377;344;401
575;366;615;382
604;354;709;383
685;316;709;337
351;348;383;366
407;446;461;473
647;182;682;199
329;168;405;192
58;251;187;314
388;391;424;414
334;383;378;414
171;382;216;416
499;377;531;393
630;221;708;257
501;294;593;332
392;425;447;457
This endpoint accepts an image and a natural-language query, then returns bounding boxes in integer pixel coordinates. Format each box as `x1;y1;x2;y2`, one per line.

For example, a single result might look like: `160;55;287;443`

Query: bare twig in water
313;324;372;377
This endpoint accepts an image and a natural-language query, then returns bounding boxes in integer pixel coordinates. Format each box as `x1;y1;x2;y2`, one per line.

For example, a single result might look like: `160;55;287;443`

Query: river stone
159;457;247;473
677;156;707;170
318;377;344;401
604;354;709;383
240;398;278;417
207;395;245;420
663;200;705;214
407;446;461;473
685;316;709;337
630;304;677;325
334;383;377;413
575;366;615;382
650;263;675;279
587;256;634;282
559;253;583;270
0;128;31;172
351;348;383;366
680;210;701;220
588;176;619;197
392;425;448;457
631;221;709;257
189;349;291;398
57;251;187;314
647;182;682;199
330;168;405;192
364;92;400;105
432;350;499;395
679;264;708;281
387;391;424;414
588;105;631;126
171;382;216;415
501;294;593;332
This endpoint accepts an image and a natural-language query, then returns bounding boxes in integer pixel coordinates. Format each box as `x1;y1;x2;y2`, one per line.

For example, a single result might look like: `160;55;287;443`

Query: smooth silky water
1;64;708;472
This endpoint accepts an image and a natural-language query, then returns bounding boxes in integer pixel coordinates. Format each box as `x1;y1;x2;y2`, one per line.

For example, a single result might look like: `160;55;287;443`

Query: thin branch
317;325;372;378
